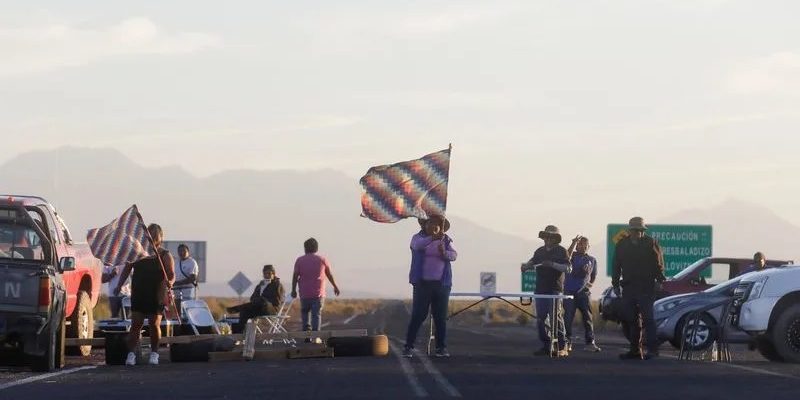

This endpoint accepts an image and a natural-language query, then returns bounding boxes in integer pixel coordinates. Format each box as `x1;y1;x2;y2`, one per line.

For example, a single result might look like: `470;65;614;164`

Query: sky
2;0;800;246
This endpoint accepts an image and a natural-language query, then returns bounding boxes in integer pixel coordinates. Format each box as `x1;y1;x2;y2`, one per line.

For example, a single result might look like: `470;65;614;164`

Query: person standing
403;215;457;358
740;252;768;276
227;264;285;333
612;217;666;360
522;225;572;357
291;238;341;336
173;244;199;311
102;263;130;318
114;223;175;366
563;236;601;352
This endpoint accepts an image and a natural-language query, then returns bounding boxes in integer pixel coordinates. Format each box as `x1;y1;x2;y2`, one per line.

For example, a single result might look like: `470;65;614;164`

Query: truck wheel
56;313;66;369
756;337;784;362
770;304;800;363
31;317;61;372
67;291;94;356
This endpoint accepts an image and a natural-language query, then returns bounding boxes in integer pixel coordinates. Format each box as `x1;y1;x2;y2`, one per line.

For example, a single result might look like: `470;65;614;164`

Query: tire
105;332;140;366
55;314;65;369
327;335;389;357
677;313;716;351
620;321;632;342
770;304;800;363
67;291;94;356
31;317;62;372
756;337;784;362
170;337;236;363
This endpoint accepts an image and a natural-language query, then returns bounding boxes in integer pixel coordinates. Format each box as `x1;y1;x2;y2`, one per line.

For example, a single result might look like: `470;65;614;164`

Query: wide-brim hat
538;225;562;243
628;216;648;231
425;214;451;233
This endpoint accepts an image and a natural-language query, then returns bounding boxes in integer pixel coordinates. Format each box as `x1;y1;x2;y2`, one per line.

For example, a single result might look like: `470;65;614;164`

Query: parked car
731;265;800;363
600;256;791;323
655;276;751;350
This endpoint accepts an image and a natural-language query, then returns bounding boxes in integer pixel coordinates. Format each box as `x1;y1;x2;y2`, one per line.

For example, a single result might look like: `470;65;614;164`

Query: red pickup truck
0;195;101;369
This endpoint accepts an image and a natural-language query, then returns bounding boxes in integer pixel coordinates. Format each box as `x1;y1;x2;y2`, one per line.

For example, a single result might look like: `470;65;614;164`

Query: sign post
228;271;253;300
606;224;713;277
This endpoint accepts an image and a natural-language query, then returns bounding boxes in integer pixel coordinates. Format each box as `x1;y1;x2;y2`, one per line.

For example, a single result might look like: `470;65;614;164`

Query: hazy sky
2;0;800;244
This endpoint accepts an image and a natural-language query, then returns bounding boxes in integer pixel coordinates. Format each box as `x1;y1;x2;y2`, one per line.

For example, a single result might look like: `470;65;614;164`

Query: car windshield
671;258;708;280
703;278;740;295
0;222;45;261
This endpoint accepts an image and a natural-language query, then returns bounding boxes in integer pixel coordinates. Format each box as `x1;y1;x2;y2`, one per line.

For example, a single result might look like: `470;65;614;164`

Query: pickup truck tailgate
0;263;41;313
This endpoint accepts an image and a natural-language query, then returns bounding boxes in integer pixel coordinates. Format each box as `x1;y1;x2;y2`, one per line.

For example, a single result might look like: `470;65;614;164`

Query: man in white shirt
102;263;130;318
174;244;199;305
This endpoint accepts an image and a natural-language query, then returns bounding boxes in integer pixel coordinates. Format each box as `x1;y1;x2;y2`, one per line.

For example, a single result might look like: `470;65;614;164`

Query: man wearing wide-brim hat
521;225;573;357
611;217;666;360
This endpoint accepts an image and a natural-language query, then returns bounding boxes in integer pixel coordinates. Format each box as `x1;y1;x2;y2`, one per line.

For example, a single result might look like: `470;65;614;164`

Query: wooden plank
66;329;369;347
208;349;289;363
287;347;334;359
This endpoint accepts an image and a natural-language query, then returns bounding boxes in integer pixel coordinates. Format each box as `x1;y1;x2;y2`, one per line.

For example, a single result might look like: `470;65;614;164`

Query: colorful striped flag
360;148;451;223
86;205;152;266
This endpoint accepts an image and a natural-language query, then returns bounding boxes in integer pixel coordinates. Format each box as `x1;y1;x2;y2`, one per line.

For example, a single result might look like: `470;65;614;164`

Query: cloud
725;51;800;95
0;17;221;78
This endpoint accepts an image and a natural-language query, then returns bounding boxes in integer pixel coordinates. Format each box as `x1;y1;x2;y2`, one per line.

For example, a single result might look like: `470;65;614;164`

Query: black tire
620;321;632;342
770;304;800;363
756;337;784;362
327;335;389;357
55;314;65;369
170;337;236;363
105;332;139;365
677;313;716;351
30;317;62;372
67;291;94;356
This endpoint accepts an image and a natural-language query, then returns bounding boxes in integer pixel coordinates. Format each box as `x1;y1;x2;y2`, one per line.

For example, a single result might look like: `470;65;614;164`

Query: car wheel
770;304;800;363
678;313;716;351
756;337;784;362
67;291;94;356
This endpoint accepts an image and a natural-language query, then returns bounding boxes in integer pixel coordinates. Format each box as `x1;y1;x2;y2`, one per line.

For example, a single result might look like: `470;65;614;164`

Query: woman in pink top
291;238;341;334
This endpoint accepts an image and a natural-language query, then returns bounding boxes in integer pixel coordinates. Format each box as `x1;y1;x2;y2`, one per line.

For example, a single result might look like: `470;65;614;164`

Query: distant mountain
2;147;537;298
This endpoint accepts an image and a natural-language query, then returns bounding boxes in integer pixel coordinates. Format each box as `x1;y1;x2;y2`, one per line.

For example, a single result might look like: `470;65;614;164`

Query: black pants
405;280;451;350
229;302;278;333
622;291;658;353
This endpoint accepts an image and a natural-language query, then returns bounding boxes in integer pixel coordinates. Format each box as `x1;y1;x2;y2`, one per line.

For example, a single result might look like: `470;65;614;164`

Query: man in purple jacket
403;215;458;358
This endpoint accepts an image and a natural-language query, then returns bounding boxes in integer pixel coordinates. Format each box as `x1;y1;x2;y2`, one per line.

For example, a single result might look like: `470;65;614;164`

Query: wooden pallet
207;347;333;363
66;329;368;347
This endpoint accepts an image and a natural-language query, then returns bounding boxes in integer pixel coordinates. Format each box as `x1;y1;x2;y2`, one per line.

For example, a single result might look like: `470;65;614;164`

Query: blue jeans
563;290;595;344
535;292;566;350
405;280;451;350
301;297;324;331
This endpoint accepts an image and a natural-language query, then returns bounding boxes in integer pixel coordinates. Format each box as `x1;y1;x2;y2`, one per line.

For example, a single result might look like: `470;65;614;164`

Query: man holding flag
88;206;175;366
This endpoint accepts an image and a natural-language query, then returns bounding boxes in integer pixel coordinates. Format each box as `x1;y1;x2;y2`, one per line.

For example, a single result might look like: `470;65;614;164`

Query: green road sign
606;224;713;277
521;268;537;292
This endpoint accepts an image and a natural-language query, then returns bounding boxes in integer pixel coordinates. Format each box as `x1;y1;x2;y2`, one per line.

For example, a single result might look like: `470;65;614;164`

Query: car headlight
655;298;690;313
749;277;769;300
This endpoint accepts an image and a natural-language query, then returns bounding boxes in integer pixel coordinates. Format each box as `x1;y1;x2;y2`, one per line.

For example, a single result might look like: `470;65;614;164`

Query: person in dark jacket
612;217;666;360
227;264;285;333
522;225;572;357
403;214;457;358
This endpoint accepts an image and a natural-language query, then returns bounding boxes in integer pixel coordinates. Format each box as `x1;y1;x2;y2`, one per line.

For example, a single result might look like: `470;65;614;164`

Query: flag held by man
87;205;151;266
360;147;451;223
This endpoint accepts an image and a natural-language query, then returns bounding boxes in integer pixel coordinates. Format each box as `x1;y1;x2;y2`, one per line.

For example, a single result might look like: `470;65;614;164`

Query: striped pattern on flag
87;205;151;266
360;148;450;223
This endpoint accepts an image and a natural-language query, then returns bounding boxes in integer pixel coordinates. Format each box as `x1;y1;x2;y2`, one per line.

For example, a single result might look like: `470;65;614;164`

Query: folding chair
251;298;296;345
181;299;221;335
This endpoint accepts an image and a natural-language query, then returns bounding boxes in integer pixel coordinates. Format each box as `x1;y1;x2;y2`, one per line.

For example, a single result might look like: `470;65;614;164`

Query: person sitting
227;264;285;333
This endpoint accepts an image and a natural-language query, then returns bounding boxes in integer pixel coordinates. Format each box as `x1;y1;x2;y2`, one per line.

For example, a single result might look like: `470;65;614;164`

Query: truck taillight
38;276;51;313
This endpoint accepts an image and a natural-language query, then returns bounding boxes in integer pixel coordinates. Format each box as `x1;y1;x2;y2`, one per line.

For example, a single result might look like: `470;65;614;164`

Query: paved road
2;300;799;399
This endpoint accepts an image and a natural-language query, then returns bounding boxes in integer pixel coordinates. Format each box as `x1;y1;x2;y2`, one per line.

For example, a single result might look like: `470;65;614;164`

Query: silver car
654;277;752;350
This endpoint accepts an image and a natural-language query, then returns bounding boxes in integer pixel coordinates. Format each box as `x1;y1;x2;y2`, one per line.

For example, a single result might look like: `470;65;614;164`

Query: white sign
480;272;496;295
228;271;252;296
163;240;207;283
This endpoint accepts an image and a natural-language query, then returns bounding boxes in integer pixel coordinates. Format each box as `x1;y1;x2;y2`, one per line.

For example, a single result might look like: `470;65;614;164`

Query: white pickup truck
732;266;800;362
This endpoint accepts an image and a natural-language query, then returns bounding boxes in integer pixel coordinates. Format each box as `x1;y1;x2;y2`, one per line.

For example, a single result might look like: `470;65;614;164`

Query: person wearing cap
612;217;666;360
521;225;572;357
563;235;601;352
227;264;285;333
403;214;458;358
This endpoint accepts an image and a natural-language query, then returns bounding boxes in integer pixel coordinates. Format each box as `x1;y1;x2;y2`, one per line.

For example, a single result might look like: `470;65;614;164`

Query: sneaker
435;348;450;358
533;348;551;356
148;352;159;365
643;351;659;360
566;342;573;352
619;350;643;360
556;349;569;357
125;352;137;366
585;342;602;352
402;347;414;358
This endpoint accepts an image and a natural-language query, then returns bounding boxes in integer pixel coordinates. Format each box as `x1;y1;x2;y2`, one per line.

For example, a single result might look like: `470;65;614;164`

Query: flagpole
135;208;181;325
